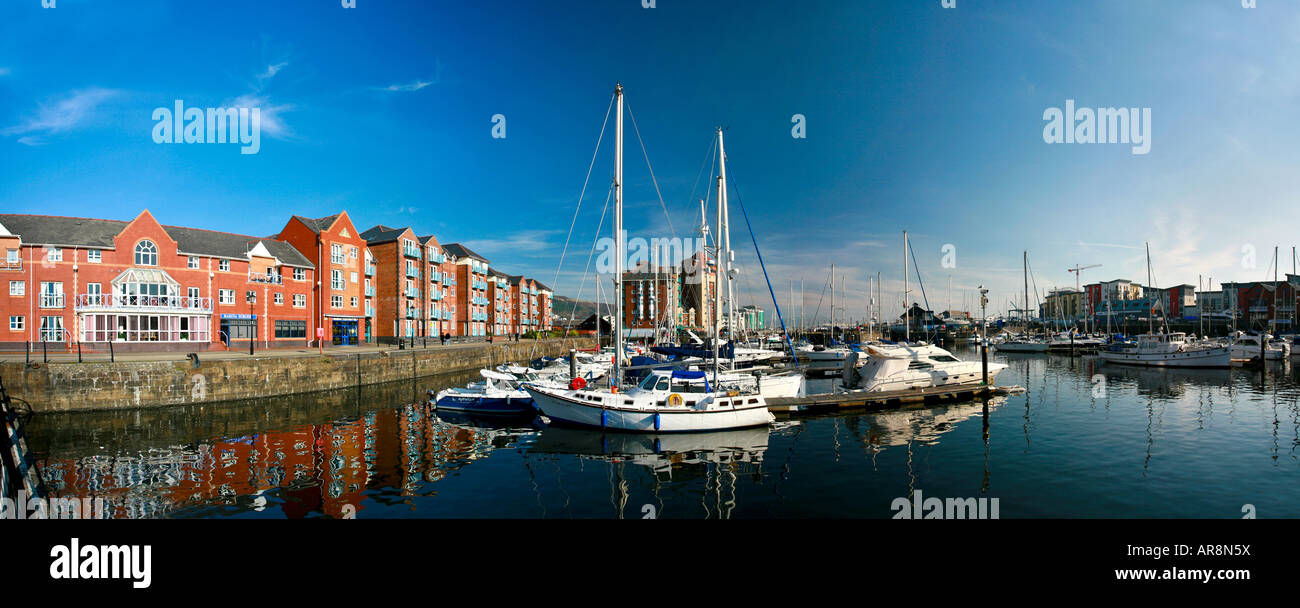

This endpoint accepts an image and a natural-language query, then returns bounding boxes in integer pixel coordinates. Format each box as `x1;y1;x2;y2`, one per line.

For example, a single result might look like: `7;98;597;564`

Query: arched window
135;240;158;266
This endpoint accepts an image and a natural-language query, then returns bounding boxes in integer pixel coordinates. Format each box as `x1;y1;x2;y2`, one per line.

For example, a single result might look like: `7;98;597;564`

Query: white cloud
257;61;289;82
230;93;294;139
381;80;435;93
2;87;120;139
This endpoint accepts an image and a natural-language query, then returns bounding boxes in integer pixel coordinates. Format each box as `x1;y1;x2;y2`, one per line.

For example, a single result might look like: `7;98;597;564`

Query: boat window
655;377;670;391
928;355;960;362
908;361;933;369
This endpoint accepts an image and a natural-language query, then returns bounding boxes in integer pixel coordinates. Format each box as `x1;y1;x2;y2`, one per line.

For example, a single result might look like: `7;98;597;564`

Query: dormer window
135;240;158;266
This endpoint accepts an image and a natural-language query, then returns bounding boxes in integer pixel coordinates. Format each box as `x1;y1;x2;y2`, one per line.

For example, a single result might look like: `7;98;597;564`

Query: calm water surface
26;346;1300;518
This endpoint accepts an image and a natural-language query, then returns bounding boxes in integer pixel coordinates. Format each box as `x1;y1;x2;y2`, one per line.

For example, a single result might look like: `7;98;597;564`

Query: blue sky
2;0;1298;324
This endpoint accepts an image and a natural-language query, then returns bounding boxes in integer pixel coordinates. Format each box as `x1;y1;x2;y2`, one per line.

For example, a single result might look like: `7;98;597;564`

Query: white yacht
1227;332;1287;361
840;343;1008;392
994;338;1049;353
1098;333;1231;368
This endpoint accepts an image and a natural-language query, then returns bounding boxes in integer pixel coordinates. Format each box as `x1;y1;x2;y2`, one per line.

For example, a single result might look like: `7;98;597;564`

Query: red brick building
360;225;428;342
0;210;315;351
278;212;373;345
488;268;514;337
419;235;457;337
444;244;490;337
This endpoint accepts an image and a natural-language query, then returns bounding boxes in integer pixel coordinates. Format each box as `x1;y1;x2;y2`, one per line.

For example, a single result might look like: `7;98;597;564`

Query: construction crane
1067;264;1101;333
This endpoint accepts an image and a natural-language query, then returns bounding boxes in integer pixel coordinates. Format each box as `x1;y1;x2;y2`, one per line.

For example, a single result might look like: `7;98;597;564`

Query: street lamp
246;291;256;355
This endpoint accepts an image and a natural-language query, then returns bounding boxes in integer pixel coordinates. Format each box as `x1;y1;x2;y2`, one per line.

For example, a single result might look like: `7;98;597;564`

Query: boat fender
654;412;661;431
601;409;608;428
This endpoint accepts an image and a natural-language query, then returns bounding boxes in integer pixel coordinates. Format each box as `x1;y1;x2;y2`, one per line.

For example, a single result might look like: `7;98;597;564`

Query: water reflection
21;348;1300;517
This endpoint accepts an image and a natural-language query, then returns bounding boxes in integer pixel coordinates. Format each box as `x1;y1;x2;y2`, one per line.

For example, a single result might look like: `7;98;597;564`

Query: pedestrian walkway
0;336;552;364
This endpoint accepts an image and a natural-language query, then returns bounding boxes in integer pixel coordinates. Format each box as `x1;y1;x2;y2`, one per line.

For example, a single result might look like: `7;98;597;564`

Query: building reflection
33;372;538;519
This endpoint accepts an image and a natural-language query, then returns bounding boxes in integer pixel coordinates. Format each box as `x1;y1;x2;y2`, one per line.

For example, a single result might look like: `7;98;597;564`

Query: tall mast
830;263;835;343
1145;242;1153;335
1274;246;1279;336
716;127;733;371
1023;251;1029;331
904;231;910;343
613;82;624;388
712;128;725;383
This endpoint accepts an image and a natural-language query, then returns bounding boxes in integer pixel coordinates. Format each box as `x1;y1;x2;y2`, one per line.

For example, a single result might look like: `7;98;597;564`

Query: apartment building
0;210;314;352
487;268;514;337
360;225;427;341
419;235;458;337
443;244;490;337
278;212;372;345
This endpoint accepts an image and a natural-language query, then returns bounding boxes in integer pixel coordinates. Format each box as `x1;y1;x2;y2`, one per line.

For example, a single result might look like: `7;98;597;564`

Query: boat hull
435;394;535;414
1098;347;1231;368
995;343;1049;353
524;387;773;433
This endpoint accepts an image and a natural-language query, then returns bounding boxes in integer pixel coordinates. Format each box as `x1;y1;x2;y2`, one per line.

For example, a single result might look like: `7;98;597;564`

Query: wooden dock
767;384;1026;416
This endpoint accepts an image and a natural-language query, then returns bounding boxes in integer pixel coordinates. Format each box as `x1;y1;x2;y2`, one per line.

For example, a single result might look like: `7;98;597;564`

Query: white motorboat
1227;332;1286;361
841;343;1008;392
1098;333;1231;368
798;346;851;374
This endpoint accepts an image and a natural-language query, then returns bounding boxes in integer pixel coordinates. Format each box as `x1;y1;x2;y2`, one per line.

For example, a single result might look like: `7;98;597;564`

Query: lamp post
979;286;989;386
247;291;256;356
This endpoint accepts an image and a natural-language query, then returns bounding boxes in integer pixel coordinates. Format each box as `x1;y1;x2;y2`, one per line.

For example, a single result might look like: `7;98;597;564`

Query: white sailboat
525;86;773;432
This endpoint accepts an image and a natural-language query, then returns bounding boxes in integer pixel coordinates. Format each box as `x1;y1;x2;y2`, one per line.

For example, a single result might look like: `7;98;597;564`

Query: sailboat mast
613;82;624;388
1145;242;1153;335
1023;251;1029;331
712;128;725;384
904;231;909;343
1274;246;1279;336
831;263;835;343
716;127;733;371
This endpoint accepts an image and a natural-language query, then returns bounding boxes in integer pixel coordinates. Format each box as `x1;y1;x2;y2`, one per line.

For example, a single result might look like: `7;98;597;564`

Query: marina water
25;345;1300;518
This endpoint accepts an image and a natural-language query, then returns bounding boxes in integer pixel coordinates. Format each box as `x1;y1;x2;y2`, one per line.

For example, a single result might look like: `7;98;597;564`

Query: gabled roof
0;213;314;268
444;243;489;263
506;274;525;285
359;225;410;245
418;234;442;248
487;267;510;279
290;214;340;235
532;280;552;292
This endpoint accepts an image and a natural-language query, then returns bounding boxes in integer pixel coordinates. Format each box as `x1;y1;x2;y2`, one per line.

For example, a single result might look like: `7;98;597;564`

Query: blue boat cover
650;341;735;360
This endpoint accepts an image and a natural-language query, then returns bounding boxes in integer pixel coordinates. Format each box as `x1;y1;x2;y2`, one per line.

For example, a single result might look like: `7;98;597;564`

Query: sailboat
525;85;773;432
995;252;1049;353
1098;244;1231;368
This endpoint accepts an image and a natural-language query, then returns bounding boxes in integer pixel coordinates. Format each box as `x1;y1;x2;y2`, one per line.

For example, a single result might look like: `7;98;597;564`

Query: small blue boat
432;369;535;415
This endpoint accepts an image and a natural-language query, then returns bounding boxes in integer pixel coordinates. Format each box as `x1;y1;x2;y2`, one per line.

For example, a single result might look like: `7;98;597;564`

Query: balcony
430;291;443;301
403;245;421;258
248;270;283;284
365;286;375;297
365;264;375;276
406;308;419;319
75;293;213;313
406;287;420;299
2;259;21;271
429;271;442;282
366;306;374;317
40;294;66;309
406;267;419;279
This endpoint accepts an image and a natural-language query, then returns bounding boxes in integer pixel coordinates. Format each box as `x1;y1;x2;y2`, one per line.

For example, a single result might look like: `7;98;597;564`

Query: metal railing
75;293;213;312
1;259;21;271
248;271;283;284
39;294;65;308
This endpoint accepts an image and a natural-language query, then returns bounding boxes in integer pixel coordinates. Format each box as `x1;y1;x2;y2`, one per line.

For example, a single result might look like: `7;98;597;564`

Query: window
134;240;158;266
350;296;358;307
331;270;344;290
188;256;200;269
188;287;200;301
219;289;235;305
219;260;230;272
39;282;64;308
246;290;256;303
39;316;64;341
274;292;283;305
44;247;62;263
86;250;101;263
332;295;343;308
9;316;22;331
9;281;23;296
350;246;358;259
5;249;17;264
293;267;305;281
275;320;307;339
86;283;102;306
350;272;358;284
331;244;344;264
293;294;306;308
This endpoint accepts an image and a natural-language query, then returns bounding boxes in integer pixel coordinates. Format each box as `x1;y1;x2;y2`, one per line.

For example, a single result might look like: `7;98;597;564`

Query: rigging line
625;100;675;238
563;181;616;326
728;168;798;357
552;92;616;291
808;266;832;327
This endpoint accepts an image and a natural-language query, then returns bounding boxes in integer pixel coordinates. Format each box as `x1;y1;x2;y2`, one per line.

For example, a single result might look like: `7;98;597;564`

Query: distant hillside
551;295;610;324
